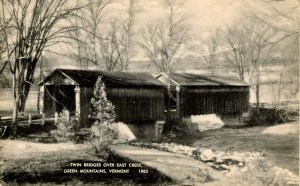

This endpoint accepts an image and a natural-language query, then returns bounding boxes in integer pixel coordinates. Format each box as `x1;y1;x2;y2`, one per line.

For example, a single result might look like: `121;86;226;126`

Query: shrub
90;121;118;153
90;76;116;123
247;108;260;127
89;76;118;152
247;106;298;126
50;108;76;142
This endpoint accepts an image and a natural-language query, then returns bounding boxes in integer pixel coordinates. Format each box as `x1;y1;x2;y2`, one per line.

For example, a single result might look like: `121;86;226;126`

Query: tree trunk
12;72;18;136
255;64;260;114
12;100;18;136
18;84;31;112
11;58;38;136
37;58;43;111
18;59;38;112
165;70;173;131
256;83;260;112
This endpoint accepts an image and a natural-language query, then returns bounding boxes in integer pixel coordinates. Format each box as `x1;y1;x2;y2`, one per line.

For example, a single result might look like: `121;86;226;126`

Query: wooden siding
79;87;94;128
180;87;249;116
107;87;165;122
77;86;165;128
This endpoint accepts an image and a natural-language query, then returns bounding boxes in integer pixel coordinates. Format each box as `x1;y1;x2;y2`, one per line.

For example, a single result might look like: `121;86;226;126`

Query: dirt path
110;144;224;185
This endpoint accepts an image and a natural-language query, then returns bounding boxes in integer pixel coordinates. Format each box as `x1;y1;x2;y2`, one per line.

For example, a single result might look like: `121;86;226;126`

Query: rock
240;167;248;172
226;166;240;176
196;168;214;183
200;149;215;161
216;158;223;164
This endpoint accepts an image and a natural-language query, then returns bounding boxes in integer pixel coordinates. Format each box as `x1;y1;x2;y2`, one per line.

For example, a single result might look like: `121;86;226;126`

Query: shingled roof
157;72;249;86
38;69;165;87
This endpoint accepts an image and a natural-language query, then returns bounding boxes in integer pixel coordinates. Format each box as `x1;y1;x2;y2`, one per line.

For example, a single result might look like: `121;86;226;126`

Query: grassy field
0;140;172;185
0;89;38;112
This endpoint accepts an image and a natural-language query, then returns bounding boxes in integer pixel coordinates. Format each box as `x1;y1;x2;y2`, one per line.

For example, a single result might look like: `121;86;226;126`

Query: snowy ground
0;140;87;159
190;121;299;175
0;121;298;185
262;121;299;135
130;121;299;185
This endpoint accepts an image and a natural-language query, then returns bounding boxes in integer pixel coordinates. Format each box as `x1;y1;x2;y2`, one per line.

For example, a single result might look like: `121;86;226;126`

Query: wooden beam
176;86;181;119
39;86;44;114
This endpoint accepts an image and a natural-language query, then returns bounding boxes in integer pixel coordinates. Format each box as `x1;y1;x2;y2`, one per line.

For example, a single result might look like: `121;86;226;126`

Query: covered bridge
38;69;165;129
156;72;249;126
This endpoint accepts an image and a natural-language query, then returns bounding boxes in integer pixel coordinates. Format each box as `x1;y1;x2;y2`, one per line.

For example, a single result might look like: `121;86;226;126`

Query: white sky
53;0;298;64
133;0;242;36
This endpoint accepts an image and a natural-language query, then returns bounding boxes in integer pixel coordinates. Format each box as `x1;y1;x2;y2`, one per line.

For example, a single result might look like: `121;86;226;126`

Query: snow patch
112;122;136;142
189;114;224;132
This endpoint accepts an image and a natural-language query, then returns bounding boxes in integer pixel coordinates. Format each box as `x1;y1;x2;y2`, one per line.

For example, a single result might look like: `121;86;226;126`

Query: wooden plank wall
78;86;165;128
107;87;165;122
80;87;94;128
180;87;249;116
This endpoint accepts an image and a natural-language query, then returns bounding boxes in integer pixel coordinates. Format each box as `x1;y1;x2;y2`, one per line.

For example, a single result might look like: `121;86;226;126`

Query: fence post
55;112;58;124
42;113;45;125
28;113;32;124
66;110;70;123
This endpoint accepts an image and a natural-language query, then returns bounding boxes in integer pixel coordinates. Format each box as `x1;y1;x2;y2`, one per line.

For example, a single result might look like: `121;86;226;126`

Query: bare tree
118;0;136;71
0;15;6;65
242;12;279;111
100;0;137;71
265;37;299;108
0;9;11;86
222;11;279;111
1;0;80;135
100;21;123;71
200;28;221;75
0;2;15;85
222;1;298;112
139;0;189;125
85;0;112;66
243;0;298;45
67;0;136;71
66;0;112;69
140;23;167;72
222;25;250;80
139;0;188;73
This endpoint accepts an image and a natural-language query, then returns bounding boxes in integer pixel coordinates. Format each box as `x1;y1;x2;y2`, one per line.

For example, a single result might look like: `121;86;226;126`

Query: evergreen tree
90;76;116;123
